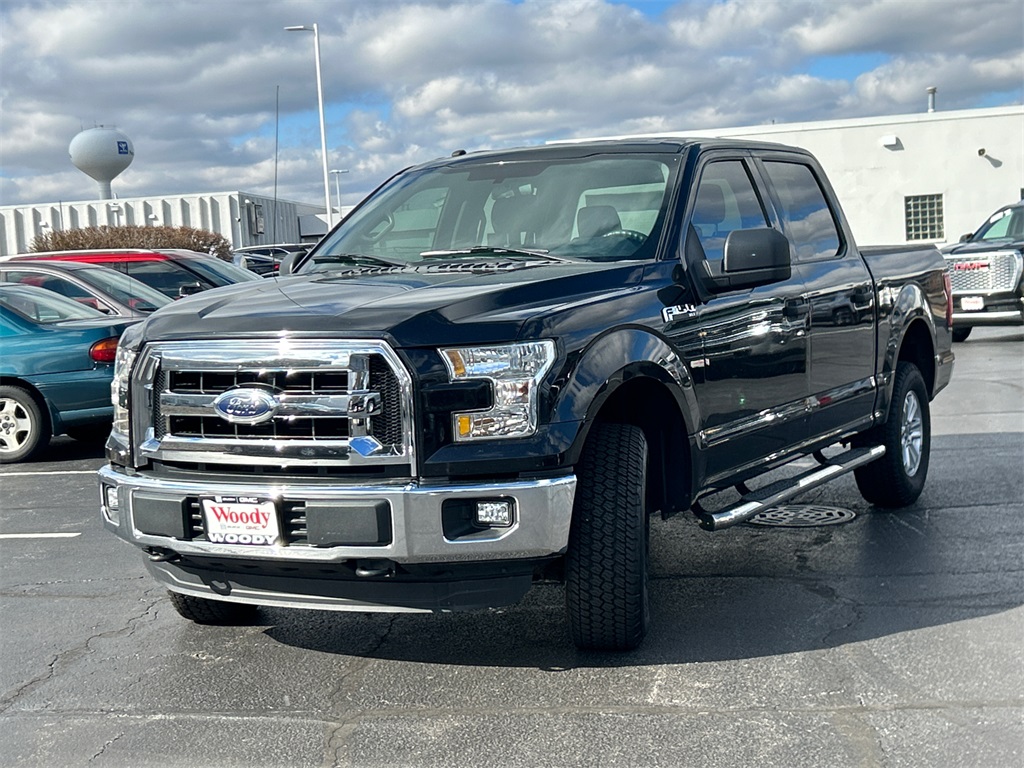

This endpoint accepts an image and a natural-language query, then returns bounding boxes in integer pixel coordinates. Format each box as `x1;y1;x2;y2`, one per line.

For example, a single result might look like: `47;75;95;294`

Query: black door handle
783;300;809;319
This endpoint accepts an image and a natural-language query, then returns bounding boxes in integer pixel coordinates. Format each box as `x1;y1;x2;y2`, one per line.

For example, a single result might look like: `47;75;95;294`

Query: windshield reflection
307;154;677;272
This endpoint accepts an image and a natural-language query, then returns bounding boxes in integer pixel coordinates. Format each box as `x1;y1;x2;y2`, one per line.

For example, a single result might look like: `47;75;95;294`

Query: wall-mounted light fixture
880;135;901;149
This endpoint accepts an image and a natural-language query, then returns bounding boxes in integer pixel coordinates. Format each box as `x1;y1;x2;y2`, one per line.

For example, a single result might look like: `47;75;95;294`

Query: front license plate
201;496;280;545
961;296;984;311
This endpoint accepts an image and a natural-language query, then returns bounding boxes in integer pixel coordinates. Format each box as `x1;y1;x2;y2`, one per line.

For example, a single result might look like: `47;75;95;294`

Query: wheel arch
0;376;56;434
553;327;698;517
879;282;939;410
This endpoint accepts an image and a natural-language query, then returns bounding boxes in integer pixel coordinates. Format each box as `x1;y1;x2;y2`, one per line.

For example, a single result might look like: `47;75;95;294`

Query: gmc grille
945;250;1023;293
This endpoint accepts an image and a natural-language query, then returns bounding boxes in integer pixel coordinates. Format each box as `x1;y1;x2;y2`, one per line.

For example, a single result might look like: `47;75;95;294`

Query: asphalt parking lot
1;327;1021;767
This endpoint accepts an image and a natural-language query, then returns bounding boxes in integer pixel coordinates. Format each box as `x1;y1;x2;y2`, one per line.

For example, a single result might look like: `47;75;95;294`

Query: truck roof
416;136;811;170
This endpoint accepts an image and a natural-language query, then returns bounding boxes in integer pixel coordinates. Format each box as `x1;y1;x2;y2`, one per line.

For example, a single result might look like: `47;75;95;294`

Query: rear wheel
168;591;259;625
854;362;930;507
951;327;972;342
0;385;51;463
565;422;650;651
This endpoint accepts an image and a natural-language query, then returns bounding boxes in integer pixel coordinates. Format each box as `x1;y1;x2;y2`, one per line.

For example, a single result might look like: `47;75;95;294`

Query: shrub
31;225;233;260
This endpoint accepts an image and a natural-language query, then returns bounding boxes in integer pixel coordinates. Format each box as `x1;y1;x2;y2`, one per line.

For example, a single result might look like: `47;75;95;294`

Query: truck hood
942;239;1024;256
140;260;644;346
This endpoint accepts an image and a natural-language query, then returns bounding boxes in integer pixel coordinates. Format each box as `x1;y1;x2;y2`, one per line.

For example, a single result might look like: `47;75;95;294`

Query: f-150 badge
662;304;698;323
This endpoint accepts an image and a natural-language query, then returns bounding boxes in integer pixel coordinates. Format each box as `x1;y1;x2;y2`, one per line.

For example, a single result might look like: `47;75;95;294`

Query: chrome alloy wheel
0;396;32;454
900;389;924;477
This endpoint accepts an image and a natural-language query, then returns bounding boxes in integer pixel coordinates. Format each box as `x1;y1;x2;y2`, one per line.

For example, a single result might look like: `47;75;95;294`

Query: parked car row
1;248;259;298
0;249;262;463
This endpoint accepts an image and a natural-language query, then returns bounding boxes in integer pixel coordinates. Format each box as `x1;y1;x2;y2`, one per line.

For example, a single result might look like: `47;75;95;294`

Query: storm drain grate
747;504;856;527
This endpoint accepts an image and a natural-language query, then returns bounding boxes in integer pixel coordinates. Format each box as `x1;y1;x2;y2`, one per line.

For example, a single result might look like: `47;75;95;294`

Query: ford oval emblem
212;388;279;425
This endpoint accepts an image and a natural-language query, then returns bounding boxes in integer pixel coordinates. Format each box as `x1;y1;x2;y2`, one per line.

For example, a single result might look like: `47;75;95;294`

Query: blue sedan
0;282;137;462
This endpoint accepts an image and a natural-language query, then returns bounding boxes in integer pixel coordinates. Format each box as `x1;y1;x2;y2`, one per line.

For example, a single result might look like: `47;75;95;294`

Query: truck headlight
110;325;142;439
440;340;556;441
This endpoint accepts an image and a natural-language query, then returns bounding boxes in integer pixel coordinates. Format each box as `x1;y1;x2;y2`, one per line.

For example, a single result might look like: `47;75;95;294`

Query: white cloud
0;0;1020;208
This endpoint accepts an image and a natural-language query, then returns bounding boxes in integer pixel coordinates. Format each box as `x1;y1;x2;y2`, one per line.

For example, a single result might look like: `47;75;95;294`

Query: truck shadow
262;430;1022;668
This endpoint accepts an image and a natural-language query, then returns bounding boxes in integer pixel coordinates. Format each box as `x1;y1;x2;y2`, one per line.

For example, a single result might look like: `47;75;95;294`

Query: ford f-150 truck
100;139;954;650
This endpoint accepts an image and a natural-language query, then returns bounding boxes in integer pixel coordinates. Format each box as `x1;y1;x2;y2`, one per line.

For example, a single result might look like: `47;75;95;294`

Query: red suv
1;249;259;299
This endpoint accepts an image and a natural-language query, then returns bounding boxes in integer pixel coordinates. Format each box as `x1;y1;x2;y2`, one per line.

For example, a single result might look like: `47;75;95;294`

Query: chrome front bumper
98;465;576;565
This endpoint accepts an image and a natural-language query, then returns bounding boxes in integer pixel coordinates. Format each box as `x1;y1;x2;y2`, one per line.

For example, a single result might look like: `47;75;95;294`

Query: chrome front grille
131;340;414;469
945;250;1023;293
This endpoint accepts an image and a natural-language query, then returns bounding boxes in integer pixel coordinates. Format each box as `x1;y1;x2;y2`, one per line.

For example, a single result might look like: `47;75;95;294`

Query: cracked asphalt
1;327;1021;767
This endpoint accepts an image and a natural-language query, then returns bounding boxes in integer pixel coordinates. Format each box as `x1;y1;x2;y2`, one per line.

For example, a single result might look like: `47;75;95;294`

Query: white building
2;105;1021;256
0;191;327;257
602;105;1023;246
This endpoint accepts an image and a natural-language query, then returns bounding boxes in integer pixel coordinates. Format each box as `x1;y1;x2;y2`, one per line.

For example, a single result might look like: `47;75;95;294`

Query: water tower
69;126;134;199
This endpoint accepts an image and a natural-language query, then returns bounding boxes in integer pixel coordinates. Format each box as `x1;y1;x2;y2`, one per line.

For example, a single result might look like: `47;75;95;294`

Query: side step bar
693;445;885;531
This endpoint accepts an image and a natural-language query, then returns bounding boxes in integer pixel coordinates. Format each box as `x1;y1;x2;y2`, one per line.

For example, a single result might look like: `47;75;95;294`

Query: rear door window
762;161;842;261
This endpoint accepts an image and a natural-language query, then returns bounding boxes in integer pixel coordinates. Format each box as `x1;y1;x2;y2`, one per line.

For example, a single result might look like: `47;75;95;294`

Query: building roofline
4;191;320;210
559;105;1024;144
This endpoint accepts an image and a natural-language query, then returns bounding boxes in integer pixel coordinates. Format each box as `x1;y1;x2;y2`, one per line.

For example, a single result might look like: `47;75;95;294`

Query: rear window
0;284;108;323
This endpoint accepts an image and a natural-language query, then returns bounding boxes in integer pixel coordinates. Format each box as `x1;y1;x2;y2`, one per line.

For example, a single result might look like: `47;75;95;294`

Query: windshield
0;283;109;323
973;205;1024;242
306;153;677;271
76;265;172;311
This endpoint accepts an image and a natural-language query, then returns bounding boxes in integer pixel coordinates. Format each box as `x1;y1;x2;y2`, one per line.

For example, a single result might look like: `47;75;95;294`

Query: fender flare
551;325;699;462
878;282;938;407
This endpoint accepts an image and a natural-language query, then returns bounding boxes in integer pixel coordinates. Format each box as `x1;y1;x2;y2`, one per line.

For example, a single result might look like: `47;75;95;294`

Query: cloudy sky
1;0;1021;209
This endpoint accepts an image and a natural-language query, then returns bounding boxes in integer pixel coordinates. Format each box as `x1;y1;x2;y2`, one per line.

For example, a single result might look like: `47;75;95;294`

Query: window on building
905;194;944;240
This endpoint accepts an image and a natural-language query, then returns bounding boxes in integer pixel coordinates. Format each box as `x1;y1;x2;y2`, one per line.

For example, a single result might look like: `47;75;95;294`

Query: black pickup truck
942;199;1024;342
100;139;954;650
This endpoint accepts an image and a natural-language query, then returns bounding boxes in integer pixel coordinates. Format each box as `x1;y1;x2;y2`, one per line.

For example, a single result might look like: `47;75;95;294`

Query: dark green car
0;282;137;462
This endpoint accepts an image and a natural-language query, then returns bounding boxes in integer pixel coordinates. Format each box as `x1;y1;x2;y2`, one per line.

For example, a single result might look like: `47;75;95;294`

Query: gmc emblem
954;261;989;271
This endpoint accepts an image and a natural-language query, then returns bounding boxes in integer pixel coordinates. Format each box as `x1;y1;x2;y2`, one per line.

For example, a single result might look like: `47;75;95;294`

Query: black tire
0;385;51;463
168;591;259;625
951;327;972;342
854;362;930;508
65;424;112;443
565;422;650;651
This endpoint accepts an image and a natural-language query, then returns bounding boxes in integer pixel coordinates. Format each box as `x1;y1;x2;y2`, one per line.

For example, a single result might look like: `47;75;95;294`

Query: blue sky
1;0;1020;208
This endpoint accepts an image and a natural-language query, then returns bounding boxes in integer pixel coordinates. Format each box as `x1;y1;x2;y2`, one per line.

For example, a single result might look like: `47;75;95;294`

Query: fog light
102;484;120;524
475;499;514;527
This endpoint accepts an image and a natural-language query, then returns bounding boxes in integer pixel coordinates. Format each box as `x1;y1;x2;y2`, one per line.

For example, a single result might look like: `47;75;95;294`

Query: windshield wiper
313;253;406;268
419;246;570;262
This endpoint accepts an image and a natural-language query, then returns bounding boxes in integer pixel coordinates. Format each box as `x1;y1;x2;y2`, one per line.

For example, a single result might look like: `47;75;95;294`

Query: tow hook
147;547;180;563
355;559;394;578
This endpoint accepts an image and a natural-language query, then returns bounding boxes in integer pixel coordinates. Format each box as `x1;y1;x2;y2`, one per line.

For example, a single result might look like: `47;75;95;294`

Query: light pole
285;23;333;229
330;169;348;219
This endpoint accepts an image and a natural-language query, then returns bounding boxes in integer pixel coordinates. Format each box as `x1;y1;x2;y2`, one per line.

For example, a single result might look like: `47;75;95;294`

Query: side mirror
278;252;298;276
958;233;973;243
703;228;792;293
178;282;203;298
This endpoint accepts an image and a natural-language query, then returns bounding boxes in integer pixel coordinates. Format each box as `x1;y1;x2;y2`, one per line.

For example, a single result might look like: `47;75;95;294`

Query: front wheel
0;385;51;463
951;327;972;342
854;362;930;507
168;591;259;625
565;422;650;651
